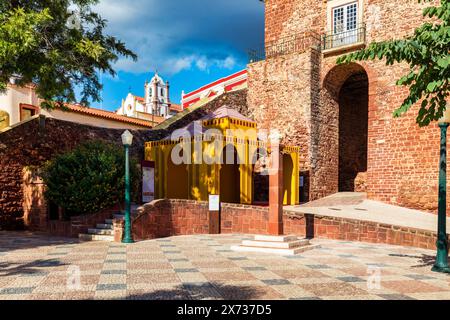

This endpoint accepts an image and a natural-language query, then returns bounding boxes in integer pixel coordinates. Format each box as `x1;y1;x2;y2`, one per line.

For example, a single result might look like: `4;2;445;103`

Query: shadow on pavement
389;253;442;268
0;231;79;254
127;282;263;300
0;259;68;277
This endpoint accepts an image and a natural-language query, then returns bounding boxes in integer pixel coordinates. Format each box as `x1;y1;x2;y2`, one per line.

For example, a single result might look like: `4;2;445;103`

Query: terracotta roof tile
169;103;183;112
63;104;156;128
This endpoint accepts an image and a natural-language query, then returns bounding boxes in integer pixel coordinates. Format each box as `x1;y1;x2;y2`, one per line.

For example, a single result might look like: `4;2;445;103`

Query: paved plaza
1;232;450;300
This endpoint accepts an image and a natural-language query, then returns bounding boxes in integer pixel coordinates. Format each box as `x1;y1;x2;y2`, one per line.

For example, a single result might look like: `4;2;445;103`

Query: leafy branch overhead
0;0;137;109
337;0;449;127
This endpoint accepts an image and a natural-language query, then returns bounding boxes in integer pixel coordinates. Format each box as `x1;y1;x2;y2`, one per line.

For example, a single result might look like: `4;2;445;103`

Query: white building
0;79;155;131
116;72;182;122
0;79;41;130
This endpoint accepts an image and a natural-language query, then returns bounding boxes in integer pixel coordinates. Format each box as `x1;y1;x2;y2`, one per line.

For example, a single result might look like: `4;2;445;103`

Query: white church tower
144;72;170;118
116;71;179;123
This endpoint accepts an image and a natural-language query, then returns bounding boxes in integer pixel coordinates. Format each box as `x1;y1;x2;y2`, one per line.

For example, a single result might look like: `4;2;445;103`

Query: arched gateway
312;63;370;198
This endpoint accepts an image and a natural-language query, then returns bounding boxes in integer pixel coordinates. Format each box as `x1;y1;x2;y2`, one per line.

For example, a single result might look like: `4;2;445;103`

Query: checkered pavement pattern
1;231;450;300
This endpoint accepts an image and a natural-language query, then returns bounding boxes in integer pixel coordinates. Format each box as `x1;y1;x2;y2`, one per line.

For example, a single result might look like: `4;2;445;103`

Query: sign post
142;161;155;203
208;195;220;234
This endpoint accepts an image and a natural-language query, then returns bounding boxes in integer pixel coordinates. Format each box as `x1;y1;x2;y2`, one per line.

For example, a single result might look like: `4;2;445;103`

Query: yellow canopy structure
144;107;300;205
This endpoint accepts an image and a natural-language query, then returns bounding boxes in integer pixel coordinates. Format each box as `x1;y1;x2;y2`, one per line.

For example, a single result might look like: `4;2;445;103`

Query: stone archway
310;62;370;199
338;72;368;191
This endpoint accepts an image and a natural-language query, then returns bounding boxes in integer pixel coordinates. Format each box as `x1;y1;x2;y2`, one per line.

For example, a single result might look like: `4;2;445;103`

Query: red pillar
268;142;284;236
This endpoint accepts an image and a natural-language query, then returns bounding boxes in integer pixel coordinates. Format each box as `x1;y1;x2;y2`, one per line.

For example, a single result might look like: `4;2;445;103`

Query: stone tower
144;72;170;117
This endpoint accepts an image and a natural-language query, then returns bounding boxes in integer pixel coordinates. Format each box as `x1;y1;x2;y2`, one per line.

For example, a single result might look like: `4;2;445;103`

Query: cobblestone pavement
1;232;449;300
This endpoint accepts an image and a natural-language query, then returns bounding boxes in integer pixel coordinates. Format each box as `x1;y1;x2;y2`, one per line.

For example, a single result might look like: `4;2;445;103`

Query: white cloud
116;53;238;76
195;57;208;71
220;56;236;69
165;56;195;74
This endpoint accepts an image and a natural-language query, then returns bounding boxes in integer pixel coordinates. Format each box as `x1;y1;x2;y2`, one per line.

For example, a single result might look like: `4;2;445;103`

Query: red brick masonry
133;200;210;240
130;200;443;250
46;206;120;238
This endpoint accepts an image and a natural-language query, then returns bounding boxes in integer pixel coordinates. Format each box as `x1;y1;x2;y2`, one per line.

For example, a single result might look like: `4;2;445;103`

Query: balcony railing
322;23;366;51
248;48;265;64
248;31;321;64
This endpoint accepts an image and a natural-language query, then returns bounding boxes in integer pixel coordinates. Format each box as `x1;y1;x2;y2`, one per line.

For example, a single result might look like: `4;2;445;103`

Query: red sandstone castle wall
248;0;443;213
0;90;248;231
0;116;156;229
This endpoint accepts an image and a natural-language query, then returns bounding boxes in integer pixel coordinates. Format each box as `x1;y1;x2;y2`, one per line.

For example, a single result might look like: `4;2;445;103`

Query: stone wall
0;115;162;230
0;89;248;231
132;200;271;241
248;0;443;213
247;46;318;200
130;199;442;250
282;211;440;250
221;203;269;235
47;205;120;238
132;199;210;241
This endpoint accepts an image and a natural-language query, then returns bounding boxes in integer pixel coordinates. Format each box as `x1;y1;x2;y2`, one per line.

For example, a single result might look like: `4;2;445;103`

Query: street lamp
433;109;450;273
121;130;134;244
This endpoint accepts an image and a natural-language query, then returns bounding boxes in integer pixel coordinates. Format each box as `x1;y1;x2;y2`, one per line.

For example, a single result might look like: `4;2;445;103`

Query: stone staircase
79;204;141;242
78;204;140;242
79;214;123;242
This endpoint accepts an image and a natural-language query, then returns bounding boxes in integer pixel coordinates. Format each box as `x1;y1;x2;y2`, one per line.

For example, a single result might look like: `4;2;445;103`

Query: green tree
0;0;136;109
337;0;449;127
42;141;139;218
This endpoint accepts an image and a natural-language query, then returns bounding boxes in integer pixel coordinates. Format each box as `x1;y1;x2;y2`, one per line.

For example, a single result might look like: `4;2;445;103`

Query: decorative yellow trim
144;121;301;206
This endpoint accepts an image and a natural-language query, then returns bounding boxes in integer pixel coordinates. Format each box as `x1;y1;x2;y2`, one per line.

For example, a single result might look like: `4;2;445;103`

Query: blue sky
90;0;265;111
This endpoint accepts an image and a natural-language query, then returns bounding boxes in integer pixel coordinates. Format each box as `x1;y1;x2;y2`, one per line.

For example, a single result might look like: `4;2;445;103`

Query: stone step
114;212;138;219
96;223;113;230
104;219;114;224
79;234;114;242
241;239;310;249
254;235;298;243
88;228;114;236
230;244;320;256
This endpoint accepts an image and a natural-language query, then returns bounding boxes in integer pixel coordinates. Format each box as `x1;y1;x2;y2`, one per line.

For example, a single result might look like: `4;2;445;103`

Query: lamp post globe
433;108;450;273
121;130;134;146
121;130;134;244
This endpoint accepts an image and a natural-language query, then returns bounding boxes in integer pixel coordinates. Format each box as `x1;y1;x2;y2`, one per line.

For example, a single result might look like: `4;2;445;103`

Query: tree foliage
42;141;139;218
337;0;449;127
0;0;137;109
